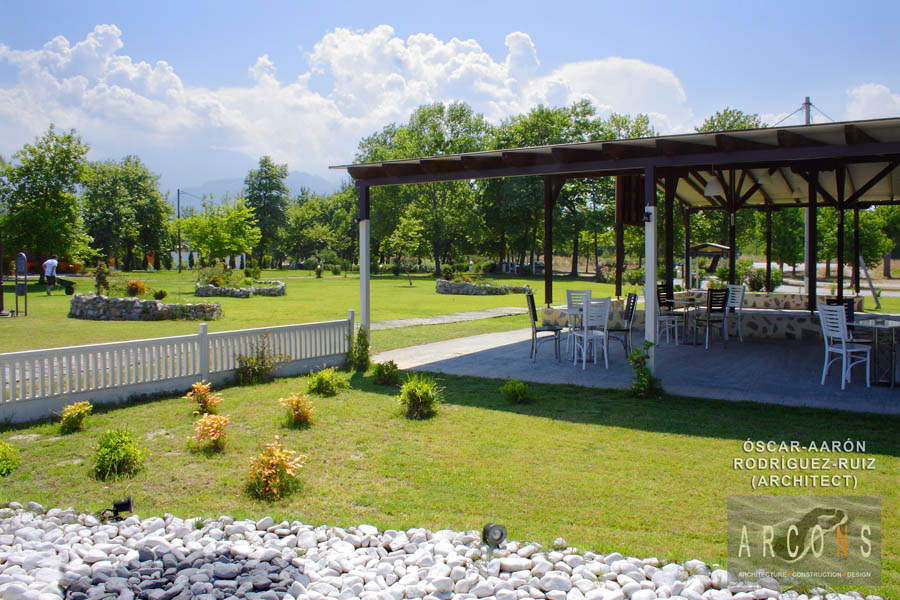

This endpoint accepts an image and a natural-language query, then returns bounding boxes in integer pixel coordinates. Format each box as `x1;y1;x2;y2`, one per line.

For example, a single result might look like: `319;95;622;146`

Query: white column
359;218;371;334
644;205;658;373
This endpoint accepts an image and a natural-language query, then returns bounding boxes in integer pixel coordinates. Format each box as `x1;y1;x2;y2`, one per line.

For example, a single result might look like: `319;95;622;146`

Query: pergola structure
333;117;900;372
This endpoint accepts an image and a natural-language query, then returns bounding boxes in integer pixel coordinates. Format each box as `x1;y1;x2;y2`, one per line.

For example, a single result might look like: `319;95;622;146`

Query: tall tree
181;198;261;264
243;156;289;265
695;108;765;132
0;125;93;270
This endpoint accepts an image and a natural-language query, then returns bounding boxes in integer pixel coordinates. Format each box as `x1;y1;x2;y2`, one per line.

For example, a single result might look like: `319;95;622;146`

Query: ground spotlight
102;495;133;520
482;523;507;547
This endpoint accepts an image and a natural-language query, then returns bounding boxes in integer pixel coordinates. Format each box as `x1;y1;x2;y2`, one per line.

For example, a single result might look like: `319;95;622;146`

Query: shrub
441;264;454;280
125;280;148;297
207;274;224;287
373;360;401;386
59;401;92;434
94;262;110;295
307;366;349;396
235;332;285;385
243;258;262;280
627;341;663;399
747;268;765;292
92;429;145;480
153;289;168;300
280;393;315;428
391;262;402;276
398;373;442;420
0;442;21;477
463;276;473;283
624;268;645;286
346;327;370;372
499;379;530;404
191;414;231;451
330;265;341;276
184;380;222;414
246;436;307;501
452;276;462;283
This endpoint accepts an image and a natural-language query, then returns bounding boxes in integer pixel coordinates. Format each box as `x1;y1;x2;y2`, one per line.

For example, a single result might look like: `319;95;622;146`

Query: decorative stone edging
68;294;223;321
0;503;881;600
194;280;286;298
436;279;531;296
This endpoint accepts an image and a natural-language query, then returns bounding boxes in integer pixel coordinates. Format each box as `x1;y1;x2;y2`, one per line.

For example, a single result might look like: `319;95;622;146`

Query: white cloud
0;24;696;187
846;83;900;120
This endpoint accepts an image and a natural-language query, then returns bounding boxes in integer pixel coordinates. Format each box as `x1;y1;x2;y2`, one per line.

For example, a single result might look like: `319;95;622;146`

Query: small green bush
153;289;168;300
441;264;454;280
0;442;21;477
59;400;92;434
307;367;349;396
624;268;645;286
499;379;530;404
92;429;145;480
243;258;262;280
94;262;110;295
627;341;663;399
373;360;401;385
347;328;371;372
398;373;442;420
235;332;285;385
330;265;341;276
391;262;401;276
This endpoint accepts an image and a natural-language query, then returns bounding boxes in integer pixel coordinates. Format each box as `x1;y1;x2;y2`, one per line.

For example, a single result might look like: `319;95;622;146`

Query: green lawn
0;371;896;597
0;270;637;353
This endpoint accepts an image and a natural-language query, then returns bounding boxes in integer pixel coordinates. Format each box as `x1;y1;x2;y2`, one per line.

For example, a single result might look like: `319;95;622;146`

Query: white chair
565;289;591;357
725;284;746;342
573;296;611;369
818;304;870;390
645;286;679;344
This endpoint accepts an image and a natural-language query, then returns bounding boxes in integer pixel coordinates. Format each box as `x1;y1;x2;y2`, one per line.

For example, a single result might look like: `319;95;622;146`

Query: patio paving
374;329;900;415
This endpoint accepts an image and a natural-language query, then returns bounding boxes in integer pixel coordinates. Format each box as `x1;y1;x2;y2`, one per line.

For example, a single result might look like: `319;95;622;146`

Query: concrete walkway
371;307;525;330
374;329;900;415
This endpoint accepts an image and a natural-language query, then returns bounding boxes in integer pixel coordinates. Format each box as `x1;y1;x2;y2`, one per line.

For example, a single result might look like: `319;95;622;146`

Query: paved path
371;307;526;330
374;329;900;415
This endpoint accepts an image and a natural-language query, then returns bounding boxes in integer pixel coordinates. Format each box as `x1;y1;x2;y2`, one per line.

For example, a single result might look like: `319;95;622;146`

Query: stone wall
194;280;286;298
68;294;223;321
436;280;531;295
674;290;865;311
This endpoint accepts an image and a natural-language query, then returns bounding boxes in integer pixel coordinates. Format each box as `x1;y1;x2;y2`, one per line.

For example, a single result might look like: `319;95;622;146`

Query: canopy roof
689;242;730;257
333;117;900;209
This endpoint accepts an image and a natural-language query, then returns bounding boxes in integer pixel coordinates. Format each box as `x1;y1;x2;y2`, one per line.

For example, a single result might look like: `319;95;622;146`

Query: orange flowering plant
280;393;314;428
246;436;307;501
184;380;222;415
191;414;231;451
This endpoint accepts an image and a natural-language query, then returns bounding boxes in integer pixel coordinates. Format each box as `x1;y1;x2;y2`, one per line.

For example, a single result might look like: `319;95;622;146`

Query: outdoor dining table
669;297;697;343
852;316;900;388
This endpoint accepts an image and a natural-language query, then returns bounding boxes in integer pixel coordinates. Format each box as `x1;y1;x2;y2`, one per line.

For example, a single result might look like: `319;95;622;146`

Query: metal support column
615;176;624;298
728;170;737;285
682;206;691;290
357;183;371;334
765;209;773;292
836;167;845;302
643;166;658;373
853;208;861;294
664;174;676;300
806;171;818;312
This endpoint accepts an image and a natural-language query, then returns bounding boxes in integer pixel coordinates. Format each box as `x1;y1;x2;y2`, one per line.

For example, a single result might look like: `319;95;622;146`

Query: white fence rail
0;311;354;424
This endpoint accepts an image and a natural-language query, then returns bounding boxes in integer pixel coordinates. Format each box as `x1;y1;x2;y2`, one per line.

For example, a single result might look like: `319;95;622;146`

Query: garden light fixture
482;523;507;548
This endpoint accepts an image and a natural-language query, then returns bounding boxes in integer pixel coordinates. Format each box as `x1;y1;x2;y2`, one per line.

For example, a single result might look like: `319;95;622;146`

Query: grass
0;371;897;597
0;270;637;353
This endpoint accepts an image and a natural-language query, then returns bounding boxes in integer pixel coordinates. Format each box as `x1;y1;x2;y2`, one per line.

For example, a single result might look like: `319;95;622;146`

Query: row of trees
2;104;898;277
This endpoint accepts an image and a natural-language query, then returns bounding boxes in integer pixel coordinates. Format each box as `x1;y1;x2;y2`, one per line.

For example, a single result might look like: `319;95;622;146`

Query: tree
381;214;425;285
83;155;171;270
181;198;261;264
876;205;900;277
696;108;765;132
244;156;289;265
0;125;93;271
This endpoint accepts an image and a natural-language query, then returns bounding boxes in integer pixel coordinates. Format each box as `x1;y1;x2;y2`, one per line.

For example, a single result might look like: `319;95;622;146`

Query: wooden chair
526;292;562;361
608;292;638;357
725;284;746;342
818;303;870;390
573;296;611;369
694;288;729;349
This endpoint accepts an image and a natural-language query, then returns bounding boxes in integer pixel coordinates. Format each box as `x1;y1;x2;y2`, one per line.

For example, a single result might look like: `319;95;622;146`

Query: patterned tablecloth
542;300;629;329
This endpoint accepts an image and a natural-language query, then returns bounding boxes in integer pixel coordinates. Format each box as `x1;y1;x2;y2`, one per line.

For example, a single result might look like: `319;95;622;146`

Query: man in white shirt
42;255;59;295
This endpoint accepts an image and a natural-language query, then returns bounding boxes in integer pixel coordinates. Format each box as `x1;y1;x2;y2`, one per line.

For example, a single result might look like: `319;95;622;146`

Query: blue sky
2;0;899;195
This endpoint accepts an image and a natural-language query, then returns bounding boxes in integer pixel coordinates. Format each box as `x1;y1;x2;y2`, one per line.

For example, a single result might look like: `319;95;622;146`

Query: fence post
347;310;355;353
198;323;210;380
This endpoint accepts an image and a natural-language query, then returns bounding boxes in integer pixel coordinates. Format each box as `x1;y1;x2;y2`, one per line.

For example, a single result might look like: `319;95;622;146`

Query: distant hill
178;171;339;208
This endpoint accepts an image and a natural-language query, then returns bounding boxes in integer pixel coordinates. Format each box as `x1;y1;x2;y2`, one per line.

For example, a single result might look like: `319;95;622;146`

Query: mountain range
176;171;341;209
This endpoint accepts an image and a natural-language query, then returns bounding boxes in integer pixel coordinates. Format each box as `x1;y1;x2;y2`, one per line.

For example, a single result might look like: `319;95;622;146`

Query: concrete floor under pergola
333;117;900;373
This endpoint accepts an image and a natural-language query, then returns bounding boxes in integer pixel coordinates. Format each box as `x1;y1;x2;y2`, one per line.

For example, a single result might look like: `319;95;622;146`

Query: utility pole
0;227;7;317
802;96;812;296
177;188;182;273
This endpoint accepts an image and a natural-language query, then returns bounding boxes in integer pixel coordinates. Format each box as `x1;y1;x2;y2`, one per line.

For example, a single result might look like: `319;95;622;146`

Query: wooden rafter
715;134;776;152
846;160;900;207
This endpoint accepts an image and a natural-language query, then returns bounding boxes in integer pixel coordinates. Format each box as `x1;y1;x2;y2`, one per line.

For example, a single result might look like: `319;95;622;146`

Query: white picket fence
0;311;354;424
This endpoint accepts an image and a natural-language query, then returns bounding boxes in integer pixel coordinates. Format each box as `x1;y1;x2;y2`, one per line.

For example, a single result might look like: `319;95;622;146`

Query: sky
1;0;899;196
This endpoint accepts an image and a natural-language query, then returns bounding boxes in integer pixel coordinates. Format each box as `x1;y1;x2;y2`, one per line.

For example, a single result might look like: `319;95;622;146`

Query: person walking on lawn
42;255;59;295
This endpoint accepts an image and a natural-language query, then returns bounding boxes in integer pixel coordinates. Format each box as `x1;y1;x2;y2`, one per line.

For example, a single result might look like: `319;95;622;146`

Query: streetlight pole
0;226;7;317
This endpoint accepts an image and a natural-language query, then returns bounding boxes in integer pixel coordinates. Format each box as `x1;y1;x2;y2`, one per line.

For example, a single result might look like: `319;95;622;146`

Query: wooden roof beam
382;163;424;177
744;170;775;206
685;171;725;207
550;147;609;163
601;142;657;159
461;155;504;170
846;160;900;207
777;129;826;149
795;170;837;206
419;158;464;174
715;134;776;152
501;151;553;167
845;124;878;145
655;139;715;156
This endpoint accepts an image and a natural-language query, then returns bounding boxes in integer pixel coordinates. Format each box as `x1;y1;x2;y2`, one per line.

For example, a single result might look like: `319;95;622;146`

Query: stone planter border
194;280;286;298
436;279;531;295
68;294;223;321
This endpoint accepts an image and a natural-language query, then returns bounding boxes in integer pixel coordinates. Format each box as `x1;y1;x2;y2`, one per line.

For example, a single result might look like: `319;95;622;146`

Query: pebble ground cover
1;371;897;597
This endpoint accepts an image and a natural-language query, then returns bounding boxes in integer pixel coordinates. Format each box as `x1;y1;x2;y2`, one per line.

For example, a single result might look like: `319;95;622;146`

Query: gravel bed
0;502;883;600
